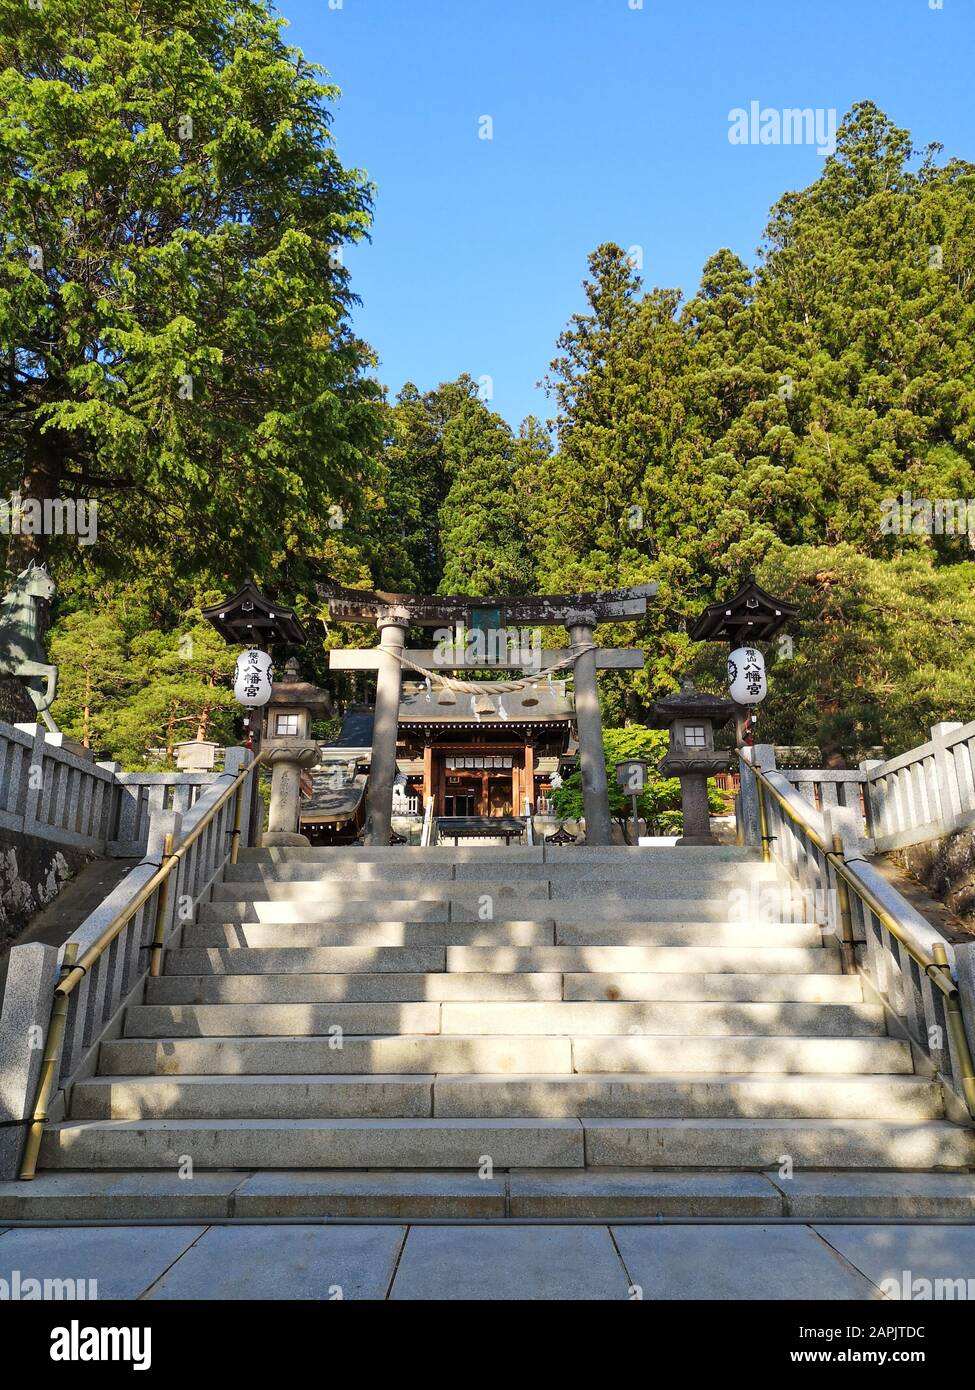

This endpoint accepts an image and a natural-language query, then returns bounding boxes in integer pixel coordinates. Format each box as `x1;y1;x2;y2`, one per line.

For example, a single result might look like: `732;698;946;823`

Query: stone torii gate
319;581;657;846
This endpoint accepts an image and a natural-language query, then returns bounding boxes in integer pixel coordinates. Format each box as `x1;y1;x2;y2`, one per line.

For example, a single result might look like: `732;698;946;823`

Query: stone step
99;1032;911;1076
123;1002;442;1038
180;921;823;949
509;1169;975;1220
100;1034;576;1076
224;860;782;884
181;922;558;948
583;1118;975;1169
430;1074;940;1121
7;1168;975;1222
143;971;860;1005
210;879;554;902
145;972;566;1004
445;945;841;974
210;877;791;903
437;1000;885;1037
164;946;449;975
197;898;808;924
122;998;884;1039
570;1035;912;1074
163;943;840;977
562;973;861;1003
237;845;758;865
70;1072;942;1122
553;923;823;947
39;1118;585;1170
72;1074;437;1120
37;1116;974;1171
0;1170;507;1221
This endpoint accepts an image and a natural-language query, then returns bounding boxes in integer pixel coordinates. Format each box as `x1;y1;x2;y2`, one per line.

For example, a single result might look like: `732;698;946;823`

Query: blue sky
278;0;975;428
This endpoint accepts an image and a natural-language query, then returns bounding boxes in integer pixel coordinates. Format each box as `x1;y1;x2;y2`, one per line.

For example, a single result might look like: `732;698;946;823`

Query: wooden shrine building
397;679;575;818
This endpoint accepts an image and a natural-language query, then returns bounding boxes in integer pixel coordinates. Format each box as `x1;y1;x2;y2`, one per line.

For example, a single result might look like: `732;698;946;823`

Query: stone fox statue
0;562;59;732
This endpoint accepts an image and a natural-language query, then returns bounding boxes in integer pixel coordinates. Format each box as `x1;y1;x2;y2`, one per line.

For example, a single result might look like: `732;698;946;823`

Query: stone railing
773;721;975;854
739;746;975;1122
0;719;224;857
0;748;258;1178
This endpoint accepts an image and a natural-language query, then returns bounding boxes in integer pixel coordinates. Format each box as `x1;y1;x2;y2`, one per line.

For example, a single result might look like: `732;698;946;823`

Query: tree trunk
6;442;62;580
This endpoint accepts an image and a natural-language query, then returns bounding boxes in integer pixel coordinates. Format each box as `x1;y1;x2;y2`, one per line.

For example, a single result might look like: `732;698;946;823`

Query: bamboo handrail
18;751;265;1179
753;764;975;1116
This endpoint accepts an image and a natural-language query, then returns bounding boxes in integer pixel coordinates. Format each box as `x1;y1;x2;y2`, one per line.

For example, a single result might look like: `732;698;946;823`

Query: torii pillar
566;608;612;846
365;607;409;846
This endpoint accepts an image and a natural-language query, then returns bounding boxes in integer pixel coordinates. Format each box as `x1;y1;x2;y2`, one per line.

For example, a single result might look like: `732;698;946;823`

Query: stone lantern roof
647;679;736;729
267;657;333;716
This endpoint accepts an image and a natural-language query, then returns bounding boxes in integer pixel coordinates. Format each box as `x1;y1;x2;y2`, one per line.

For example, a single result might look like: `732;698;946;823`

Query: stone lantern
265;657;333;743
260;658;334;847
649;679;736;846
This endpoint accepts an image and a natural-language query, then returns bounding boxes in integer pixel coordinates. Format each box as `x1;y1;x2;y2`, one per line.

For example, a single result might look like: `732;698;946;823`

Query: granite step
143;971;860;1005
223;860;782;884
99;1034;577;1076
39;1117;586;1170
99;1033;910;1077
7;1168;974;1221
162;943;840;976
444;945;841;974
121;998;884;1039
180;921;823;949
582;1118;975;1170
197;898;809;925
436;1000;886;1038
38;1116;974;1171
70;1072;942;1122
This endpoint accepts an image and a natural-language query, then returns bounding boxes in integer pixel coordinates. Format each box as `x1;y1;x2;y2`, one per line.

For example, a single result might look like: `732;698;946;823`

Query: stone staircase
4;845;975;1221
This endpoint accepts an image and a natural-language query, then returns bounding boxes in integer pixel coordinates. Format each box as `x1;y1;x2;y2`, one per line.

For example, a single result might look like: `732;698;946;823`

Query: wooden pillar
523;743;535;812
422;743;433;808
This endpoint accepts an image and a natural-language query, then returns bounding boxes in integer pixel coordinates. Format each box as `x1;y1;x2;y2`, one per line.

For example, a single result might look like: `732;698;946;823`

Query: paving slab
0;1225;206;1300
389;1225;630;1300
612;1225;879;1300
145;1223;406;1300
814;1225;975;1300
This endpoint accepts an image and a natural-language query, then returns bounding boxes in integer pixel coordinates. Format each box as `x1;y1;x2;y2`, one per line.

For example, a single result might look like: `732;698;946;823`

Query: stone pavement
1;1222;973;1300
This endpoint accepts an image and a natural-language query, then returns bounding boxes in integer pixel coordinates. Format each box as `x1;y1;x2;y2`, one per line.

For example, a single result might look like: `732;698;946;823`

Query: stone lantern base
660;753;732;848
262;740;320;846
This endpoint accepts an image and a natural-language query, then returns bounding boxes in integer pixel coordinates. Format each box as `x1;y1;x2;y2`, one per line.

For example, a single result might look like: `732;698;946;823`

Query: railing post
931;722;964;830
0;943;60;1179
18;942;78;1181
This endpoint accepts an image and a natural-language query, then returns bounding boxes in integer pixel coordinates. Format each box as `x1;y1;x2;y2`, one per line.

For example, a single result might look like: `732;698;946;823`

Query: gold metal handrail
753;765;975;1115
18;752;265;1179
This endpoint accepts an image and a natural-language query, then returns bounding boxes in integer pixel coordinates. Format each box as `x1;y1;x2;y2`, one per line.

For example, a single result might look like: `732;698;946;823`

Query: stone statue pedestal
262;740;320;846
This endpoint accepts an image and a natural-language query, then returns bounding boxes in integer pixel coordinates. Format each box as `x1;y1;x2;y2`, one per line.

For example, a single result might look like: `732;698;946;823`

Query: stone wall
0;827;91;953
891;831;975;932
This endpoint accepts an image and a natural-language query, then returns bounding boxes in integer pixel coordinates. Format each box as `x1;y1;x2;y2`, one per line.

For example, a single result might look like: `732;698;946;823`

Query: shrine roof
689;575;799;644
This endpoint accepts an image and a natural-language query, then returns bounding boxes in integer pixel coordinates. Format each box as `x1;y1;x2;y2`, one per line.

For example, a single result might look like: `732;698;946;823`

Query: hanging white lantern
233;648;274;707
727;646;767;705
